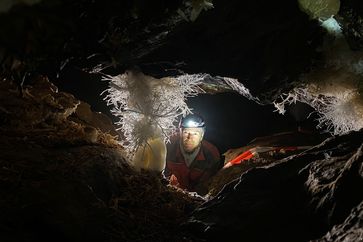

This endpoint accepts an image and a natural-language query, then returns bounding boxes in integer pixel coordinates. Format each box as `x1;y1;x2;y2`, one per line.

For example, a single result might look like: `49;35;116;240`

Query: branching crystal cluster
272;17;363;136
273;87;363;135
222;77;261;103
103;71;203;157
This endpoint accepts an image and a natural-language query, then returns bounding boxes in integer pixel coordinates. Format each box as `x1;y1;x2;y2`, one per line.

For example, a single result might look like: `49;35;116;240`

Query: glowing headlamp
180;114;205;129
185;120;200;128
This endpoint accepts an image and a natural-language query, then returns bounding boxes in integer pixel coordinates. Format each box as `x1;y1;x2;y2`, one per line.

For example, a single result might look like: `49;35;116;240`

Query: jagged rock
0;76;79;129
72;101;119;137
302;131;363;229
208;131;328;196
184;129;363;242
0;78;202;242
0;0;326;103
338;0;363;50
312;200;363;242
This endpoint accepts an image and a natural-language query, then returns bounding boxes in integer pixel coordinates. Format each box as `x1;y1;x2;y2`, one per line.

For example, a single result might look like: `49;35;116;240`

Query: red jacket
165;135;221;194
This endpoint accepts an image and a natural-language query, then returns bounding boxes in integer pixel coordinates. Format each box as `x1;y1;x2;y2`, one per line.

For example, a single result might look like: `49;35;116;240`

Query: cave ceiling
1;0;362;103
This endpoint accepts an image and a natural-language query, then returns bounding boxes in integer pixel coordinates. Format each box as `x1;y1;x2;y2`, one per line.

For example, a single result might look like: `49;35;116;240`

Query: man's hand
169;174;180;187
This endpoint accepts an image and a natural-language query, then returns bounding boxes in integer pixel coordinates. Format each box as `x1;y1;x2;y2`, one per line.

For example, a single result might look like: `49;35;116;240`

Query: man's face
181;127;204;153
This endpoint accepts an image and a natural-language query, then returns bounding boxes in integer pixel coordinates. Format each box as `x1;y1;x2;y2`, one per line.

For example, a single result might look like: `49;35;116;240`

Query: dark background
187;93;298;153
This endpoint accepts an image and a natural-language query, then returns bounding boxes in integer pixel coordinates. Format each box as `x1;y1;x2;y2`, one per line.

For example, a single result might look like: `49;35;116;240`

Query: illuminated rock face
0;77;201;242
315;201;363;242
298;0;340;20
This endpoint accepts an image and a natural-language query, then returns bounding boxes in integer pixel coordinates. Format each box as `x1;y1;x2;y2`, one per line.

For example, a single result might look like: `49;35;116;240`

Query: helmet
180;114;205;129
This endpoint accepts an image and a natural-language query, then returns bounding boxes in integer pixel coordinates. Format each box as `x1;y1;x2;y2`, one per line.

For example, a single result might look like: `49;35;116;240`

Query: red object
228;150;254;165
169;174;180;186
223;146;312;168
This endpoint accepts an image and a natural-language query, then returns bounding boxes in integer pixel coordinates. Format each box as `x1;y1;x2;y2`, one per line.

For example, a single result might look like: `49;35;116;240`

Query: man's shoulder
202;140;219;152
201;140;220;160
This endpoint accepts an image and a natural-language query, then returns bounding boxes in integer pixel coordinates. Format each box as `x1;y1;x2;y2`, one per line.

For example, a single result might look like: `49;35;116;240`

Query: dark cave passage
186;93;300;154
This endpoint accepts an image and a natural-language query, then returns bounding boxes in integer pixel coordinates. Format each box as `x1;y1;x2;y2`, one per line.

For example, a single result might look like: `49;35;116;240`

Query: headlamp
180;114;205;128
185;120;200;128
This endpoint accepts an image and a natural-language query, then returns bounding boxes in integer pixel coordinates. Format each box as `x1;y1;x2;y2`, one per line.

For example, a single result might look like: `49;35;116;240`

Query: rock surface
0;78;202;242
312;201;363;242
185;129;363;242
